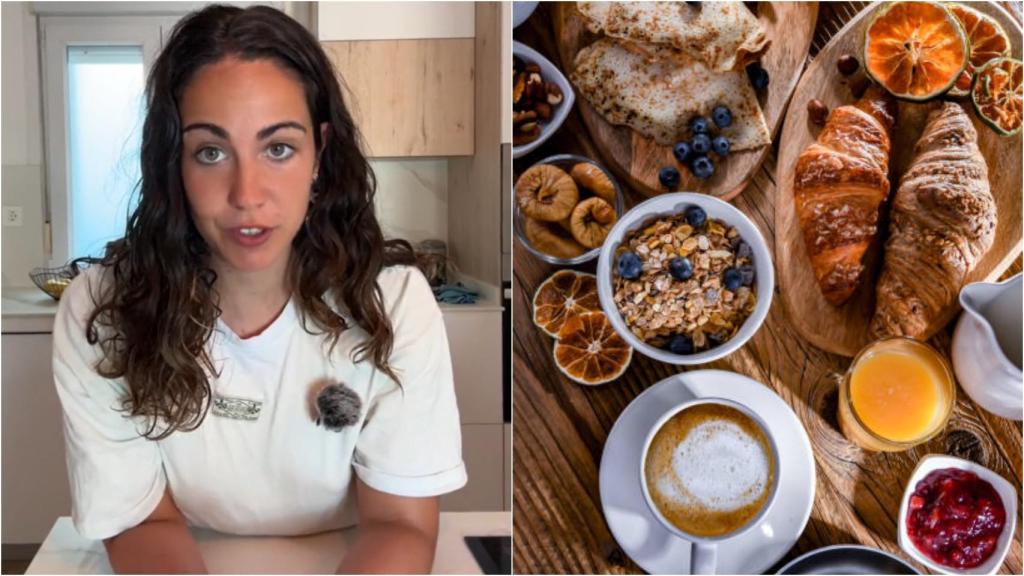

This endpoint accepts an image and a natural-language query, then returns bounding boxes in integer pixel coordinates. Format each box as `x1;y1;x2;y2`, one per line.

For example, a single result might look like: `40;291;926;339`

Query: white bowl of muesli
596;193;774;365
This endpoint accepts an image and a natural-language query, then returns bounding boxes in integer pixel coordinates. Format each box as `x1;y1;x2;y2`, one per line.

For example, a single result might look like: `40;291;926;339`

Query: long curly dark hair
86;4;415;440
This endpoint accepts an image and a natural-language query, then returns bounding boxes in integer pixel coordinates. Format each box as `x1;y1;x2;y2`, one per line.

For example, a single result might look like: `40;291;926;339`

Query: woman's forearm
104;519;207;574
336;520;437;574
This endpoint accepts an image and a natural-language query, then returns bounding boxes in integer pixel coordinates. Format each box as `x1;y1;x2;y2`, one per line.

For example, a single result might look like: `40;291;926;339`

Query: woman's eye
195;147;225;164
267;143;295;160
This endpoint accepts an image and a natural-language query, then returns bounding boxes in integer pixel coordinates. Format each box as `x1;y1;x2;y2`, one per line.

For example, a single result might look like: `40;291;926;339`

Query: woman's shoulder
376;264;436;316
57;263;112;321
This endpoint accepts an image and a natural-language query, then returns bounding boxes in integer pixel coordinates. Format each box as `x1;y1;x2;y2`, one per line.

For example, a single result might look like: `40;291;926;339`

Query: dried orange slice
532;270;601;338
947;3;1011;97
972;57;1023;136
553;312;632;385
864;1;968;101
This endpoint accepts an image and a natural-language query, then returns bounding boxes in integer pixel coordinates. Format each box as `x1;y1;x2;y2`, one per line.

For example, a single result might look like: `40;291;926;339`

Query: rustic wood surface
512;2;1024;574
775;1;1024;357
550;2;818;199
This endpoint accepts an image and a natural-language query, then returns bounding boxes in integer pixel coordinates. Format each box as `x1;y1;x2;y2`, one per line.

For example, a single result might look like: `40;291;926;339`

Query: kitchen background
1;1;512;571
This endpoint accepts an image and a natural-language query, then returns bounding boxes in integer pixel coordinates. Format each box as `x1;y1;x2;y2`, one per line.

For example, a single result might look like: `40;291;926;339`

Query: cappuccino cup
639;398;780;574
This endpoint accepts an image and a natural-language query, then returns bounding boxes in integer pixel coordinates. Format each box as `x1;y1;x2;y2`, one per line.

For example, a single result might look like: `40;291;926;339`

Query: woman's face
179;56;326;276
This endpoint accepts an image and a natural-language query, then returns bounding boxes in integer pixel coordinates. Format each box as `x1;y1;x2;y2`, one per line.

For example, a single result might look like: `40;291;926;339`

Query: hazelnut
807;99;829;126
534;102;552;121
546;82;564;106
837;54;859;76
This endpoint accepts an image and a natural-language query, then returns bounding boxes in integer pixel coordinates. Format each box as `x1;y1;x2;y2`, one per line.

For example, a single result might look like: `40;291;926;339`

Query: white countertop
27;512;510;574
1;272;502;334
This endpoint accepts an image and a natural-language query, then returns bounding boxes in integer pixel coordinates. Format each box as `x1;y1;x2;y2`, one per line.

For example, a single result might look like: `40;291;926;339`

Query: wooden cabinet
322;39;475;157
442;306;503;425
1;333;70;545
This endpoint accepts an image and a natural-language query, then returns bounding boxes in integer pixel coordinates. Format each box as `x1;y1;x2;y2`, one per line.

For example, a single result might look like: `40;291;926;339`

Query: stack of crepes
570;2;772;151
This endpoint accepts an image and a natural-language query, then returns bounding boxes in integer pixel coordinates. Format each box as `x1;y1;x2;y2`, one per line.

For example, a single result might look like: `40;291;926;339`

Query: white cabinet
440;424;503;512
442;307;503;425
1;333;69;545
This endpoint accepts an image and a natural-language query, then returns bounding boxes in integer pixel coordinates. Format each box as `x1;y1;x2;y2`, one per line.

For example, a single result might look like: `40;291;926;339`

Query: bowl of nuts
513;41;573;159
596;193;774;365
514;154;624;266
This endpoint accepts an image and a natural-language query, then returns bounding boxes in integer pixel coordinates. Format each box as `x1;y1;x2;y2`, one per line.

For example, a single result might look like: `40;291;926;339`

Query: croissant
870;102;996;339
793;86;898;305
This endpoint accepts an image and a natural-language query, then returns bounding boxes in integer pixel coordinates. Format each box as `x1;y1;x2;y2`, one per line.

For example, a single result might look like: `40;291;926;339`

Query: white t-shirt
52;264;466;540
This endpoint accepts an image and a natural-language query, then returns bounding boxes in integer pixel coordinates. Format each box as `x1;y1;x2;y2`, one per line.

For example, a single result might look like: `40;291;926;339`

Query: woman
52;5;464;573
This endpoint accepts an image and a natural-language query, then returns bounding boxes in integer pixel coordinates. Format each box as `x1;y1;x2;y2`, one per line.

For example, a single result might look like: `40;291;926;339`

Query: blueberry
691;133;711;155
690;116;709;135
711;135;731;157
747;63;770;90
668;334;694;355
685;206;707;228
738;264;756;286
690;155;715;180
669;257;694;281
673;141;692;164
723;267;743;291
707;333;726;348
712;105;733;128
616;251;642;280
736;240;753;260
659;166;681;189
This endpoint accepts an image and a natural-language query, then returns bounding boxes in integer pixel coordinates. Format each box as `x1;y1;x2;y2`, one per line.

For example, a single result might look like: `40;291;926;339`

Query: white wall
2;2;47;287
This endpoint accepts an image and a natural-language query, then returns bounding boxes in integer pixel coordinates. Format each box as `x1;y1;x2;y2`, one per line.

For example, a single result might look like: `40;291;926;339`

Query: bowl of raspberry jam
899;455;1017;575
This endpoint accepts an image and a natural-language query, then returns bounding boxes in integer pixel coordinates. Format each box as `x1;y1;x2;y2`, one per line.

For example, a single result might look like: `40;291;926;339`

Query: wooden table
512;2;1024;574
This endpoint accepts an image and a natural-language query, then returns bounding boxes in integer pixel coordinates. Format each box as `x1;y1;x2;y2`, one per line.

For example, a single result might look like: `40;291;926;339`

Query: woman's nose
228;157;268;209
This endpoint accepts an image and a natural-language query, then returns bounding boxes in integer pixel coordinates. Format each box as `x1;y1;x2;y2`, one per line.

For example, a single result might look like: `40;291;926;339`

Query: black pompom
315;383;362;431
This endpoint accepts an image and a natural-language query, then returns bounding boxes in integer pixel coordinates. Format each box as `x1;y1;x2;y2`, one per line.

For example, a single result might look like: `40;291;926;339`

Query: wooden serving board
552;2;818;200
775;1;1024;357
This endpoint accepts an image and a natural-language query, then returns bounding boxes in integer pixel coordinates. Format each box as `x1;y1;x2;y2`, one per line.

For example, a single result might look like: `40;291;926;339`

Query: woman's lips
227;226;273;247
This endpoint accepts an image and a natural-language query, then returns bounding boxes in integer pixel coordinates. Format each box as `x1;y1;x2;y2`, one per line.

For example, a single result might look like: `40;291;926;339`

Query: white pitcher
952;273;1023;420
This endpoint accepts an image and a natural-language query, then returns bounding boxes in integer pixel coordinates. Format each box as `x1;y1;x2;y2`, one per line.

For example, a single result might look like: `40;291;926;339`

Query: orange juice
838;338;954;451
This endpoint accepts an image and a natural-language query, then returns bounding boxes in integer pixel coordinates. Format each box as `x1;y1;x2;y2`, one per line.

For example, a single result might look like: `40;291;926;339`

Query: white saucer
599;370;816;574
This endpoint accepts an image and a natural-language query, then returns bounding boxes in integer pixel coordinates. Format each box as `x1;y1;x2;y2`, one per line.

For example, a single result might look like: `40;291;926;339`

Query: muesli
612;207;757;354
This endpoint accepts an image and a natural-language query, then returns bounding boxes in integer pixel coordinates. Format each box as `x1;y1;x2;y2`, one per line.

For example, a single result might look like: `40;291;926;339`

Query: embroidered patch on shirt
211;395;262;421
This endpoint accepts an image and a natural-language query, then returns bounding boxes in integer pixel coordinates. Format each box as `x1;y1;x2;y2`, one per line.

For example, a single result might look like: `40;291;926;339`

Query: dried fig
570;163;616;204
524;217;587;259
569;197;617;249
515;164;579;222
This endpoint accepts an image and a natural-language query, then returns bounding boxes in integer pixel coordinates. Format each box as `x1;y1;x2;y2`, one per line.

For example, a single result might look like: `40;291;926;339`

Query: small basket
29;257;100;300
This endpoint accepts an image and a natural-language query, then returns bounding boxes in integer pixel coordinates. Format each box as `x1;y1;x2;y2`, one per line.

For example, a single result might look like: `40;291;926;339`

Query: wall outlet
3;206;23;227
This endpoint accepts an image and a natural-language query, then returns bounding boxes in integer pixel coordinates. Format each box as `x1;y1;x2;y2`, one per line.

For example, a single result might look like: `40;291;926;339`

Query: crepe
570;38;771;150
577;1;769;72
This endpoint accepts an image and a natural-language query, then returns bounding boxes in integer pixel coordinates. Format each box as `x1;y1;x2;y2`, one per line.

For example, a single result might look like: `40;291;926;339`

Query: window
66;46;146;259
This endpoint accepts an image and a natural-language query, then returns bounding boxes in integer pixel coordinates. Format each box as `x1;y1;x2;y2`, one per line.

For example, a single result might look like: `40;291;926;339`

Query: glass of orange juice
838;337;955;452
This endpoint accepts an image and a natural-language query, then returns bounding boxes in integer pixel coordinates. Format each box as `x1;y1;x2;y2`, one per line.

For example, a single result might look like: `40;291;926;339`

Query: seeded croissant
870;102;997;339
793;86;897;305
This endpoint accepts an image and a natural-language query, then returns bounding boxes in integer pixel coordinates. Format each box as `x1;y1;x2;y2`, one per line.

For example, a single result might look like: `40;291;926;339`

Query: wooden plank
322;38;474;157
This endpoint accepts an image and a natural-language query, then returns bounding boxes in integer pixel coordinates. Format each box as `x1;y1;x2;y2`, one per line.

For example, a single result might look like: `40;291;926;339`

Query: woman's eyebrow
181;121;307;140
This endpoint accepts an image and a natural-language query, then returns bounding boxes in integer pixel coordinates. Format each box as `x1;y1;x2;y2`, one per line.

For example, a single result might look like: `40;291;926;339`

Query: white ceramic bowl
596;193;774;365
512;1;539;28
898;455;1018;575
512;41;574;159
514;154;624;266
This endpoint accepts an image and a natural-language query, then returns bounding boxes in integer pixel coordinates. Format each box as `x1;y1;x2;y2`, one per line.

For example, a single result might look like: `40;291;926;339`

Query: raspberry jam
906;468;1006;569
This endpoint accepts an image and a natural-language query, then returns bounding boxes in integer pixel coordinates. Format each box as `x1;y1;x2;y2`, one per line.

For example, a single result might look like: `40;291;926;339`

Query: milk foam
655;419;769;511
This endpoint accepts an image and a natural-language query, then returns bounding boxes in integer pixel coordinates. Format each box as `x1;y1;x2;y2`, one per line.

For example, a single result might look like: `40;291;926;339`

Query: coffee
644;403;775;537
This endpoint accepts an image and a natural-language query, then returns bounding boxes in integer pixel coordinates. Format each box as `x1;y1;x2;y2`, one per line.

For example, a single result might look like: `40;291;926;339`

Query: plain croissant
793;86;898;305
870;102;997;339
